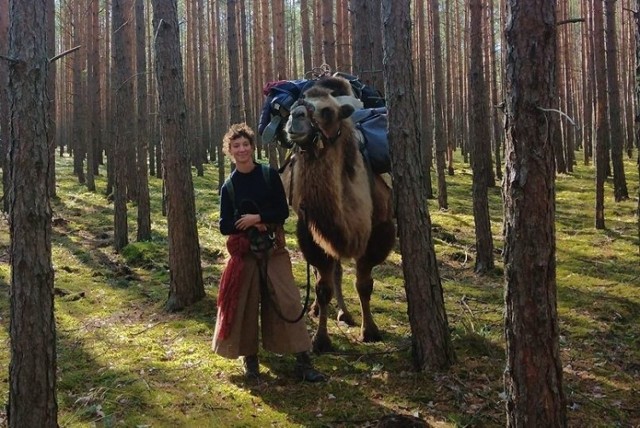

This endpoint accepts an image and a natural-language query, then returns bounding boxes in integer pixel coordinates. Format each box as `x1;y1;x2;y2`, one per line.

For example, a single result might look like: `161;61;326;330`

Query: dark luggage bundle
351;107;390;175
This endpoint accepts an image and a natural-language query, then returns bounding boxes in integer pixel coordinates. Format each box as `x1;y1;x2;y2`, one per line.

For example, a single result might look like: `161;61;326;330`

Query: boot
242;354;260;380
294;352;328;382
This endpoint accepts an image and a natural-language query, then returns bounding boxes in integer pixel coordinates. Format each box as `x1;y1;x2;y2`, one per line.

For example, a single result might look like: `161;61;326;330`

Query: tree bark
72;0;86;184
605;0;629;201
382;0;455;372
428;0;448;210
635;1;640;251
581;0;594;164
135;0;151;241
152;0;205;311
351;0;384;93
112;0;132;251
227;0;242;124
300;0;312;72
321;0;335;70
1;0;10;213
468;0;495;274
593;0;607;229
85;0;99;192
415;0;434;199
503;0;566;425
8;0;58;425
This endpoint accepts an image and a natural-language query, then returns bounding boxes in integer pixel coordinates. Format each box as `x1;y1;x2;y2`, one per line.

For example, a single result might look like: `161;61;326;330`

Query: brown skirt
212;245;312;359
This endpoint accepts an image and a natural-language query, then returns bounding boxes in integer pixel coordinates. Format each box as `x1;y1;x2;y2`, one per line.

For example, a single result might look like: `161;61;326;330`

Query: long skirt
212;246;312;359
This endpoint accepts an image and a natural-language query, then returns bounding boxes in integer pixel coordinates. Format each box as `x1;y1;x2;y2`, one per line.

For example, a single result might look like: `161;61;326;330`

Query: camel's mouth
285;107;316;146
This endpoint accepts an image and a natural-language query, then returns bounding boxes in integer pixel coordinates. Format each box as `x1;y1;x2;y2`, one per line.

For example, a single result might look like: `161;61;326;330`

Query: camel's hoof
337;310;356;327
312;334;333;354
361;328;383;343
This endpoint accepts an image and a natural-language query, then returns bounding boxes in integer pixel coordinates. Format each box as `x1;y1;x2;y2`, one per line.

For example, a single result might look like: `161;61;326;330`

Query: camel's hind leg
355;258;382;342
355;220;396;343
330;263;356;326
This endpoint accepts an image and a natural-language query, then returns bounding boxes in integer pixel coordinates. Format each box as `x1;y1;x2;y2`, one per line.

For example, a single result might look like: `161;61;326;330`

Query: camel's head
285;77;361;150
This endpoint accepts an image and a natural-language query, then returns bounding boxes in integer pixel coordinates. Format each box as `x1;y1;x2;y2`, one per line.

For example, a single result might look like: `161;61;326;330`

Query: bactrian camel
283;76;395;353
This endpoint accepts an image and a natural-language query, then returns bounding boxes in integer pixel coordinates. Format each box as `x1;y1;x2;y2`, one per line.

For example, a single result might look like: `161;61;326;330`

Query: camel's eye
319;106;334;122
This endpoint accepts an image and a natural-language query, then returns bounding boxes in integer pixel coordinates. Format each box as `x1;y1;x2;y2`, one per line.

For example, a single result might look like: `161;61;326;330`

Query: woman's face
229;136;254;164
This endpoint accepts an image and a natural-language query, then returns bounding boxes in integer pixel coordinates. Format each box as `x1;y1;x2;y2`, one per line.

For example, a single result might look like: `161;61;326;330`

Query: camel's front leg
311;262;336;353
296;219;337;352
355;259;382;343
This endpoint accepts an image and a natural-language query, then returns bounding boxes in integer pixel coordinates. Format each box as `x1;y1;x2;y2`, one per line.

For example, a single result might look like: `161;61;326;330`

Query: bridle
290;98;343;152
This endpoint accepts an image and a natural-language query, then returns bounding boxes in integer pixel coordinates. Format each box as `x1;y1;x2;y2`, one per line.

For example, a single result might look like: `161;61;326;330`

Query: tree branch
557;17;585;26
0;54;18;63
537;106;580;129
49;45;82;63
153;19;165;44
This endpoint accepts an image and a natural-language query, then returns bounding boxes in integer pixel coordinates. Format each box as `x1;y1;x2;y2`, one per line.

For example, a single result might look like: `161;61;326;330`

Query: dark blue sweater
219;163;289;235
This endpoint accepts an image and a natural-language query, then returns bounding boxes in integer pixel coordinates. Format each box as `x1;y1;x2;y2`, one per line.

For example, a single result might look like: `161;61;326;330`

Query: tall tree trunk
382;0;455;372
488;0;503;181
351;0;384;93
112;0;132;250
135;0;151;241
593;0;607;229
468;0;495;274
85;0;98;192
46;0;56;198
416;0;434;199
272;0;286;78
581;0;594;164
312;0;323;68
321;0;335;70
503;0;566;425
635;2;640;251
7;0;58;425
72;1;86;184
197;0;210;166
552;9;566;175
335;0;349;69
227;0;242;124
428;0;448;210
300;0;312;73
240;0;254;128
152;0;205;311
213;0;226;188
605;0;629;201
0;0;8;213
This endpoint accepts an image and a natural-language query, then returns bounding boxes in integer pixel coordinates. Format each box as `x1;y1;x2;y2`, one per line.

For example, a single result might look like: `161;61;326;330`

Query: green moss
0;153;637;427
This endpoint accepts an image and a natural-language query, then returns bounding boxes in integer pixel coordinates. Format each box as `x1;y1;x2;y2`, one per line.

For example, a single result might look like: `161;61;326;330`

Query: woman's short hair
223;123;255;157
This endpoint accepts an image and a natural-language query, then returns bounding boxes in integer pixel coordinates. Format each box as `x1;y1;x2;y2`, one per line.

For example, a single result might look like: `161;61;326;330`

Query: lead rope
259;212;312;324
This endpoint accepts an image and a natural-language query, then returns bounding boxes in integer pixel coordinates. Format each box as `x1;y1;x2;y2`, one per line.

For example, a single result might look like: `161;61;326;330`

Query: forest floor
0;153;638;427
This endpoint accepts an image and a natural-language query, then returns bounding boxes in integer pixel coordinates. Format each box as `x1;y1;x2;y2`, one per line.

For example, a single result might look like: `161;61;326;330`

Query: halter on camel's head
285;77;363;153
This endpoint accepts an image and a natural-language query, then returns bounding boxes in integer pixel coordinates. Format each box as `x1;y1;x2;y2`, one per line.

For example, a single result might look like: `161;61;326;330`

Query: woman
212;122;326;383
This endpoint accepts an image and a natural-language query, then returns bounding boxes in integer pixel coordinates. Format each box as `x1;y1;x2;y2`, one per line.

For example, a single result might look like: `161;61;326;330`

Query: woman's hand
234;213;261;231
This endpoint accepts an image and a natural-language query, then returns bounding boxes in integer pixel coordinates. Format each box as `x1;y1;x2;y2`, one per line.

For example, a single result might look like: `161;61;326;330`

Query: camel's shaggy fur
283;76;396;352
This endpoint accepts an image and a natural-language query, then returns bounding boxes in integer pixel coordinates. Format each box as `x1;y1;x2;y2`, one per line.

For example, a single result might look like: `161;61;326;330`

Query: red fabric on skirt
216;233;250;340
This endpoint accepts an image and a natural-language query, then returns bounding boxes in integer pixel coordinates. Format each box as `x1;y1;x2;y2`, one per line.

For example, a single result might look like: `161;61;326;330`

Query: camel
283;76;396;353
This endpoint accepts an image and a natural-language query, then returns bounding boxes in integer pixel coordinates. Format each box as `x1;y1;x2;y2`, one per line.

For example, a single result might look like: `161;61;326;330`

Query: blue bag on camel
351;107;390;175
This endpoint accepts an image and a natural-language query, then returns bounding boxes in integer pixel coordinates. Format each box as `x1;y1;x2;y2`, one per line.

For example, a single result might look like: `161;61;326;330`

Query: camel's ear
339;104;355;119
